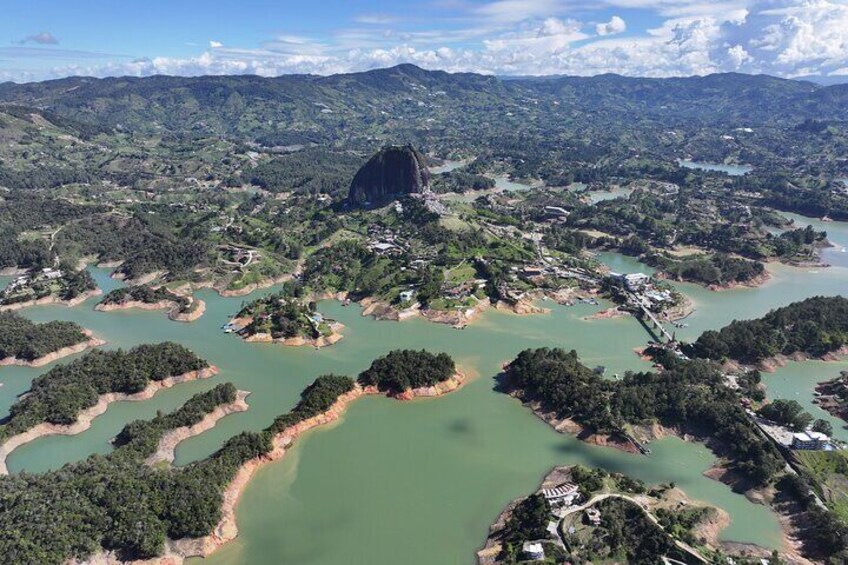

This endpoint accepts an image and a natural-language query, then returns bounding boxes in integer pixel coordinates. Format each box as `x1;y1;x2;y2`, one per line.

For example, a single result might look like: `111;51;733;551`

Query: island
0;311;104;367
645;252;769;290
231;282;343;347
96;284;205;322
2;64;848;565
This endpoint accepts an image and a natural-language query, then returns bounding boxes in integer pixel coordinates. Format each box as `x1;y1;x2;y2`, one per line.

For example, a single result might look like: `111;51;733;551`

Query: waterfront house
521;541;545;561
791;431;830;450
542;483;579;506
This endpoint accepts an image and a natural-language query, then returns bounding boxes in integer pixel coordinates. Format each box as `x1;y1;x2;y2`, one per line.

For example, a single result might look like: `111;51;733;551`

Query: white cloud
355;13;399;25
18;32;59;45
6;0;848;81
474;0;564;23
596;16;627;36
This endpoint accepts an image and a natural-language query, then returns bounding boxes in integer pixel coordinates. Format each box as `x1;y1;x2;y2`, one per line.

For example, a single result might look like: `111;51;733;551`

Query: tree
812;419;833;437
758;399;813;432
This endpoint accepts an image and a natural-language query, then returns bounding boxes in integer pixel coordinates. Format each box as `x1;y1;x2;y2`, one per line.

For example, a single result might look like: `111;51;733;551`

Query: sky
2;0;848;82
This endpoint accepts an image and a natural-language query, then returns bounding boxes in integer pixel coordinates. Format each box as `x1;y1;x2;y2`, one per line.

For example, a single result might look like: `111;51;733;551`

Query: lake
3;249;848;564
678;159;753;176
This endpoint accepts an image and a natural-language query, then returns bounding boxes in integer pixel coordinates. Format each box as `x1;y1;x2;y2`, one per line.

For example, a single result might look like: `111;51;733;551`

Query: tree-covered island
687;296;848;367
0;311;103;367
231;282;343;347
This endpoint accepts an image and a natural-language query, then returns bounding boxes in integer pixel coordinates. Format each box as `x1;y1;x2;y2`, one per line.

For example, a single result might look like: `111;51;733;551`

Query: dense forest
112;382;237;457
688;296;848;363
358;349;456;394
587;498;680;565
503;348;784;485
0;343;209;440
0;312;89;362
241;147;363;197
0;382;262;563
0;371;361;563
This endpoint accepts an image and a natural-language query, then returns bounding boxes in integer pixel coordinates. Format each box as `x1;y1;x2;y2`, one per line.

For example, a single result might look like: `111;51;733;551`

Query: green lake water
2;238;848;563
678;159;753;176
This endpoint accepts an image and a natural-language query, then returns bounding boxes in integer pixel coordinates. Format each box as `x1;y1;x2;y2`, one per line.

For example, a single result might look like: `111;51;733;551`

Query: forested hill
0;65;846;141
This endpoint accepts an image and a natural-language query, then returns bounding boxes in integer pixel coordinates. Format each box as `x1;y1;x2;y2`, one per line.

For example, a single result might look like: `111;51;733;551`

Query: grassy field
795;450;848;520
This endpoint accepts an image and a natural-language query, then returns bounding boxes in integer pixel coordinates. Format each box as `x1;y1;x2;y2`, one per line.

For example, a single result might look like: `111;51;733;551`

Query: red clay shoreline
73;370;467;565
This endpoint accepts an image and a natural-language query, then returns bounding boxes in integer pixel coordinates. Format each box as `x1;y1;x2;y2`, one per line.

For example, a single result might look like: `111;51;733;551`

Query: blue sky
3;0;848;82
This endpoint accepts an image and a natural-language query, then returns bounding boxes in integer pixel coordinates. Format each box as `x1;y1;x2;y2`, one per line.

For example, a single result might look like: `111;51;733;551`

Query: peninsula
0;311;104;367
96;284;205;322
478;464;729;565
0;348;465;564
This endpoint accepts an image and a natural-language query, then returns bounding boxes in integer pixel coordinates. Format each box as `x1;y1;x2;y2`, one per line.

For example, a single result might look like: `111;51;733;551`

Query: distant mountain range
0;64;845;143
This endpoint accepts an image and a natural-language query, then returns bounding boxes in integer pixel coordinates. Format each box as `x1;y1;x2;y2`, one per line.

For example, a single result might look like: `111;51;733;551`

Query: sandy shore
703;466;815;564
0;266;28;276
721;345;848;373
79;371;466;565
515;397;643;454
145;390;250;467
95;298;206;323
706;270;772;291
0;288;102;312
585;306;629;320
0;366;219;475
240;320;345;348
495;298;551;316
111;271;164;286
169;299;205;322
218;275;292;297
0;330;105;368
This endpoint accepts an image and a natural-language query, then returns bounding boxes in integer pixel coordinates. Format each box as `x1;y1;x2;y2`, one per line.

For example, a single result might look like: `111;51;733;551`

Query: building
41;267;63;280
585;507;601;525
542;483;580;506
543;205;570;221
370;242;397;254
399;289;415;303
521;541;545;561
609;272;650;291
622;273;650;291
791;431;830;450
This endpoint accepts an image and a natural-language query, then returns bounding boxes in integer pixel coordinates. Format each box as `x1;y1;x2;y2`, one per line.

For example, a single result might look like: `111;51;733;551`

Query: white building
542;483;580;507
609;272;650;291
792;431;830;450
521;541;545;561
399;289;415;303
